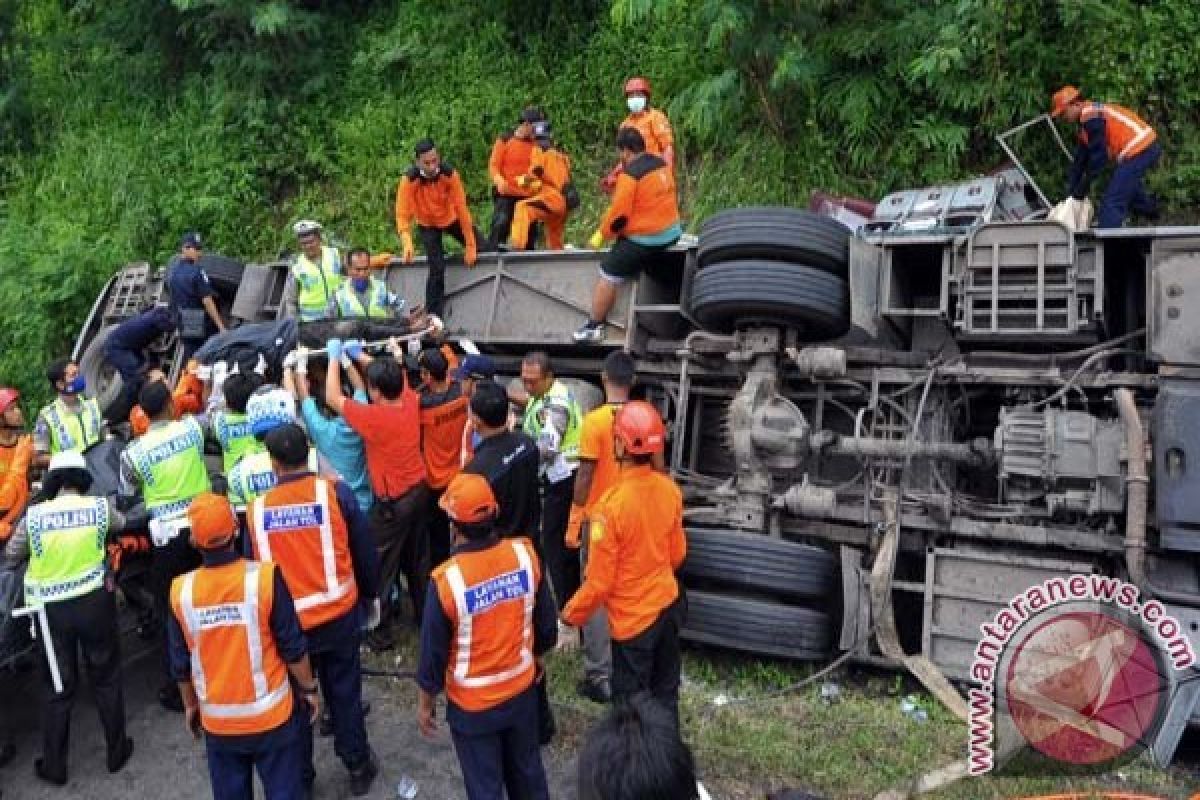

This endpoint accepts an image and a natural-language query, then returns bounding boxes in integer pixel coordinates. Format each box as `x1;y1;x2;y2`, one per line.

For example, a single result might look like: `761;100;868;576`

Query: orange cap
0;387;18;414
439;473;499;524
1050;85;1081;117
188;492;239;550
624;76;651;97
614;400;665;455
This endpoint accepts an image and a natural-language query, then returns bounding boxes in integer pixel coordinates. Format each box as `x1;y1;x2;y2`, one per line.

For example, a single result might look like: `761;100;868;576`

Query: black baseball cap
180;232;203;249
454;354;496;381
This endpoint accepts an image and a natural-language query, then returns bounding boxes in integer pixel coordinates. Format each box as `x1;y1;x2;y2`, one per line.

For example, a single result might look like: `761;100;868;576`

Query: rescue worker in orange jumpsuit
0;388;32;544
561;401;687;725
246;422;381;796
600;76;675;193
417;347;469;569
575;127;682;342
417;473;558;800
488;106;544;248
510;121;573;252
394;138;486;317
1051;86;1161;228
169;492;318;800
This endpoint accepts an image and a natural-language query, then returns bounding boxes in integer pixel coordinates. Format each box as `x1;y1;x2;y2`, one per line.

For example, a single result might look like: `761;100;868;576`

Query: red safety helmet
439;473;499;524
0;387;18;414
614;400;665;455
188;492;239;550
624;76;652;98
1050;85;1082;118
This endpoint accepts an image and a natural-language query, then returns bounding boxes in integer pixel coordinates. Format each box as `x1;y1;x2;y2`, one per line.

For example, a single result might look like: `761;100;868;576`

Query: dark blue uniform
103;306;175;419
167;551;308;800
1067;114;1162;228
167;256;218;362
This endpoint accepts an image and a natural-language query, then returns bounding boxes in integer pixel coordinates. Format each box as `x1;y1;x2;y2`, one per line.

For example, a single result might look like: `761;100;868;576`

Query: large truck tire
681;590;833;661
698;207;849;277
689;260;850;340
78;324;124;414
682;528;837;600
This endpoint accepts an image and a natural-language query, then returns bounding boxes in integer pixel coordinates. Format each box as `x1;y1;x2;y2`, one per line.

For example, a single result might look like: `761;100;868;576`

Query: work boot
107;737;134;774
573;320;604;343
348;749;379;796
33;758;67;787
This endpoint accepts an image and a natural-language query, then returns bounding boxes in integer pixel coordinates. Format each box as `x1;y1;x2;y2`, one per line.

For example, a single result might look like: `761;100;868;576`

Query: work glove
211;361;229;391
401;232;415;264
295;347;309;376
565;503;586;549
326;338;343;361
464;242;478;268
194;363;213;382
253;353;268;375
282;350;298;371
364;597;382;630
344;339;364;361
588;230;605;249
387;336;403;359
407;337;423;358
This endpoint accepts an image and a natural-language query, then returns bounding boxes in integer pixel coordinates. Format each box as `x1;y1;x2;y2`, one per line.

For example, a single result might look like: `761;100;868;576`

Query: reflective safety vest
1081;103;1157;163
212;411;265;474
432;537;540;712
330;278;399;320
248;476;358;631
170;560;294;736
39;396;104;455
124;417;211;519
228;449;318;513
521;380;582;469
24;493;109;604
292;246;343;322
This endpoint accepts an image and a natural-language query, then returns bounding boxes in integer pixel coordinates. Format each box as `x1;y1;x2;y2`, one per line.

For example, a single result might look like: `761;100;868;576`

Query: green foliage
5;0;1200;411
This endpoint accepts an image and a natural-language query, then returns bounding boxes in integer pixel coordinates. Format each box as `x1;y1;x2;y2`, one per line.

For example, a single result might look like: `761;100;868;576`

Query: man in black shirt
462;381;541;539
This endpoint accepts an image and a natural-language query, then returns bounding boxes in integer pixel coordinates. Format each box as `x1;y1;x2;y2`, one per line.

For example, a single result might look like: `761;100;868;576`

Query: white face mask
626;95;647;114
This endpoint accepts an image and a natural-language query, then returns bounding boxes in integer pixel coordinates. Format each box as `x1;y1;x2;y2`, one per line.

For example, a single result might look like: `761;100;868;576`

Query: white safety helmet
246;386;296;437
293;219;322;237
47;451;87;473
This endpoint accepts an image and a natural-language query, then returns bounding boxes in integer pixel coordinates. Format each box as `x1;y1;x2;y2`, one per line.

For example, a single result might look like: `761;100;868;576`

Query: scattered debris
819;682;841;703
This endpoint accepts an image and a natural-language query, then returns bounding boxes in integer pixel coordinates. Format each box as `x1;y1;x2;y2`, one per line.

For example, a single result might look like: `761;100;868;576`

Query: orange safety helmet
188;492;240;550
439;473;499;524
1050;85;1082;117
614;400;665;455
624;76;652;97
0;387;18;414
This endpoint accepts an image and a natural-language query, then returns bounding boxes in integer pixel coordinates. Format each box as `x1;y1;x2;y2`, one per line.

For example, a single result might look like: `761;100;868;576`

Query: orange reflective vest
248;477;358;631
432;537;540;712
170;560;294;736
1080;103;1157;163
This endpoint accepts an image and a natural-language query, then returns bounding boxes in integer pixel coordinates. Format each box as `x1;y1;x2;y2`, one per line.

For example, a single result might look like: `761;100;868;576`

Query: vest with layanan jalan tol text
248;476;358;631
292;246;343;321
211;411;265;474
39;396;104;455
170;560;294;736
24;493;109;604
432;537;540;712
125;416;212;519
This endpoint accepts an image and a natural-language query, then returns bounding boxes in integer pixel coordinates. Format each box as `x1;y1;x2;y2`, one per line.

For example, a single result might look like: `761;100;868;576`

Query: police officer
417;473;557;800
210;371;266;475
227;386;315;514
509;351;582;607
169;232;227;362
285;220;344;323
101;305;176;424
119;380;213;711
327;247;413;321
2;452;134;785
169;492;318;800
32;357;105;468
247;423;381;796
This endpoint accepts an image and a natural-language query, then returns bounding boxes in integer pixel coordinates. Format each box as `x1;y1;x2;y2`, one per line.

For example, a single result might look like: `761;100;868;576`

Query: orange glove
402;232;415;264
464;242;477;268
565;503;586;549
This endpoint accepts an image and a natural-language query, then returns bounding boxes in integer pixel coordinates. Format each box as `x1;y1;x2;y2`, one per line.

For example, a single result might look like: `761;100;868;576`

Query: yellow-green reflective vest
125;417;212;518
521;380;582;461
39;396;104;455
212;411;265;474
24;493;108;604
292;246;343;321
227;449;318;511
331;279;397;320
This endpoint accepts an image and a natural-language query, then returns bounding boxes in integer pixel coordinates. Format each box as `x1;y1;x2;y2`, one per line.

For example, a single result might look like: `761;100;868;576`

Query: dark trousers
427;486;452;570
611;597;684;727
206;711;305;800
488;191;539;250
301;633;370;775
539;474;578;608
103;344;146;423
150;533;201;688
181;336;207;365
40;588;127;779
1098;142;1161;228
449;686;549;800
417;222;486;317
368;483;432;629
